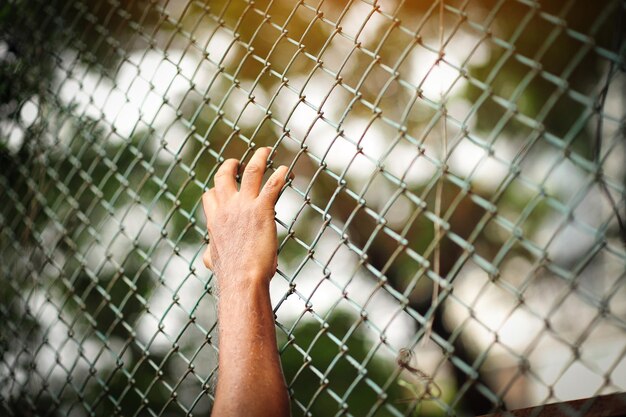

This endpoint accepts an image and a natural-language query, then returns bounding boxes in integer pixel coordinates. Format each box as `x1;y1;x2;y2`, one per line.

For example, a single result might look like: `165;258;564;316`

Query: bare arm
202;147;291;417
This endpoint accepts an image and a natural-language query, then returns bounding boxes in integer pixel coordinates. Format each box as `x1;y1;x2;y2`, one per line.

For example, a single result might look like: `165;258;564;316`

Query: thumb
202;245;213;270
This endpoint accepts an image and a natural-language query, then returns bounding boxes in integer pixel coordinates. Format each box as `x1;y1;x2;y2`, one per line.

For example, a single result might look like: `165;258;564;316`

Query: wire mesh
1;0;625;416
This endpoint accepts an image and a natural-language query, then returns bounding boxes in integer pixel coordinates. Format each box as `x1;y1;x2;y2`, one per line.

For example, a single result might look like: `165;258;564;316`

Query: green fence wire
1;0;625;416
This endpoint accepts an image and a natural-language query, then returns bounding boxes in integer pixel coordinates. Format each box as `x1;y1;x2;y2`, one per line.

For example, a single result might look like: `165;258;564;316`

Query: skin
202;147;291;417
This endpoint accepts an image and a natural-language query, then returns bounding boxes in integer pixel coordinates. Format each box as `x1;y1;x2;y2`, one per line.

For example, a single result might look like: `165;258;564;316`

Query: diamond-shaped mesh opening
1;0;626;416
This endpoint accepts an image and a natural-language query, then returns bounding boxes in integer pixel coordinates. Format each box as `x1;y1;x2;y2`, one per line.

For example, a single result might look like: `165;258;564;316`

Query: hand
201;147;290;290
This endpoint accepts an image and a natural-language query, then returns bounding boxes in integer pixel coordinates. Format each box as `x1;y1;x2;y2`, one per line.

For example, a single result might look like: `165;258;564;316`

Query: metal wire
1;0;625;416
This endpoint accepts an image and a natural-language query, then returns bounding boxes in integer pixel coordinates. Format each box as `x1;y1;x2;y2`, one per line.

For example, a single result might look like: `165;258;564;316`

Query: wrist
216;272;274;327
216;270;270;295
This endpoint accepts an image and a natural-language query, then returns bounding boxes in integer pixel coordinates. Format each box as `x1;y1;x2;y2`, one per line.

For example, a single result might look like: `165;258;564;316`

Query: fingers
259;165;290;206
240;147;272;197
213;159;239;195
201;188;216;222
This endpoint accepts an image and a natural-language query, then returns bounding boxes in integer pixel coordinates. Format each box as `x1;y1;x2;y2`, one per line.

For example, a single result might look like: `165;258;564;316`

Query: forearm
202;149;291;416
211;277;290;417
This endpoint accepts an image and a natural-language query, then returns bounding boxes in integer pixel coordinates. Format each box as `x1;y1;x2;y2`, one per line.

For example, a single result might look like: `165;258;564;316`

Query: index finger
240;147;272;198
213;159;239;195
201;188;216;222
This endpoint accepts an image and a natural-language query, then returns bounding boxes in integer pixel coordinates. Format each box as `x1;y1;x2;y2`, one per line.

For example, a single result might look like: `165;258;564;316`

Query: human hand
201;147;290;290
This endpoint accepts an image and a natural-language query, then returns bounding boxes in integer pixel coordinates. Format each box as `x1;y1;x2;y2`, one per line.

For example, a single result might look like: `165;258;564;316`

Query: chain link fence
1;0;625;416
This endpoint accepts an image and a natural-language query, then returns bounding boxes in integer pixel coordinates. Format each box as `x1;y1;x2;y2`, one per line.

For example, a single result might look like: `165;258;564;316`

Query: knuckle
265;176;280;189
244;164;262;175
214;171;229;180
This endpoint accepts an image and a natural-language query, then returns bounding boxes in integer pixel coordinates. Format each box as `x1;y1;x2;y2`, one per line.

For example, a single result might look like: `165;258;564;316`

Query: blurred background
1;0;625;416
